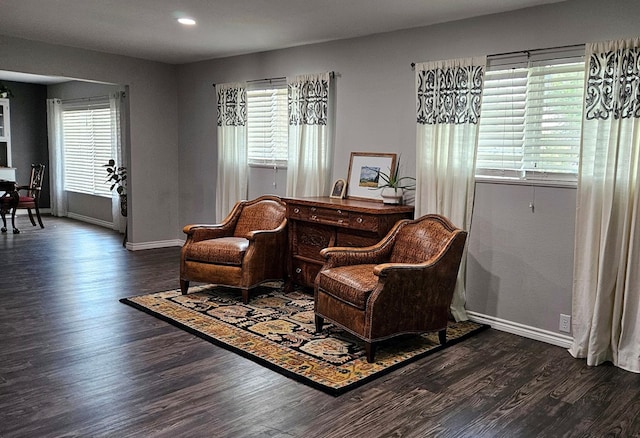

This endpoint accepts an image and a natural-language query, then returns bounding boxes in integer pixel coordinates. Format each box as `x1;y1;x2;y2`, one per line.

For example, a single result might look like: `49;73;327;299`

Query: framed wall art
346;152;397;202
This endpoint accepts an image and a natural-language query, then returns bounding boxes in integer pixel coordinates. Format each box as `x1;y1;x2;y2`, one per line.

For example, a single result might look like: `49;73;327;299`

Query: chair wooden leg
180;279;189;295
35;206;44;228
438;329;447;345
241;289;249;304
365;341;376;363
314;315;324;333
27;208;36;226
0;208;6;233
10;207;18;233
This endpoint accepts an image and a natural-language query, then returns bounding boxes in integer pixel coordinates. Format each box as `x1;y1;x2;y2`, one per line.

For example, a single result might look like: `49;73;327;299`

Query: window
477;48;585;183
62;101;113;197
247;80;288;167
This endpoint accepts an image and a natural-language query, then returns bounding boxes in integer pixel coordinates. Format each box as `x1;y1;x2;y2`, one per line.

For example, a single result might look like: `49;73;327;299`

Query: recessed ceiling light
178;17;196;25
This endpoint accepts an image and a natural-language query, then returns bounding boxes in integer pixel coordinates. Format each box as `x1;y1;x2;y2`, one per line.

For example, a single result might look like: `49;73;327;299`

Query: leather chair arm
245;218;288;241
319;245;389;269
183;223;233;241
319;218;410;269
373;262;430;277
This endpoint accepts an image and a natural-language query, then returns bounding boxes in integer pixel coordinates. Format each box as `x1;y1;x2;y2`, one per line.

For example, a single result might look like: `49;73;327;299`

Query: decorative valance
586;39;640;120
415;58;485;125
216;83;247;127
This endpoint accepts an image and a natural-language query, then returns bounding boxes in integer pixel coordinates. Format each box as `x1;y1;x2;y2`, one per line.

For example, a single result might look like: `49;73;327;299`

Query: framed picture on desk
329;178;346;199
346;152;396;202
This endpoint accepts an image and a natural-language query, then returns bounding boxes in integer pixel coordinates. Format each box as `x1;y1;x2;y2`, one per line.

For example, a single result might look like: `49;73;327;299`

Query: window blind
62;102;113;197
477;46;585;182
247;80;288;167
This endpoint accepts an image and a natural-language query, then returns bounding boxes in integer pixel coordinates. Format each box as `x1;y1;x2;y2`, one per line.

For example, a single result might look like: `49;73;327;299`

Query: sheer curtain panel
286;72;333;197
215;82;248;221
415;56;486;321
46;98;67;217
570;38;640;373
110;92;126;233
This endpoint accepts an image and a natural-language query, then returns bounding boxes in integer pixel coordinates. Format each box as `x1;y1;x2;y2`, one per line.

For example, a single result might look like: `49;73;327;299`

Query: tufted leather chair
180;195;287;303
314;214;467;363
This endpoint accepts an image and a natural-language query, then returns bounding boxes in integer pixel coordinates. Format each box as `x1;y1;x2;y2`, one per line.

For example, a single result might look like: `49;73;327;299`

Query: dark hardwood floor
1;216;639;437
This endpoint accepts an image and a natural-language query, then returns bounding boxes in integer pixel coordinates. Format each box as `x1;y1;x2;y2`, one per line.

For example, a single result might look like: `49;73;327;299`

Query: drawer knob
293;207;300;214
356;217;363;223
296;267;302;274
337;209;342;214
311;215;317;220
311;207;317;212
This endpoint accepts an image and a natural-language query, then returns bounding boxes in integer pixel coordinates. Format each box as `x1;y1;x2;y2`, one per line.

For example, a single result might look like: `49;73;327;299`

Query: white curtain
46;98;67;217
215;82;248;221
286;72;332;197
110;91;126;233
414;56;486;322
570;38;640;373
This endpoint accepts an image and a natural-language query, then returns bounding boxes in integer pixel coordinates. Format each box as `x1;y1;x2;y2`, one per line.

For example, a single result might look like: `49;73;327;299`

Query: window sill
248;163;288;170
474;175;576;189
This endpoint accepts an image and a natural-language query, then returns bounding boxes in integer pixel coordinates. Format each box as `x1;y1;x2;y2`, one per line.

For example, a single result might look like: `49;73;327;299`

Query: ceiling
0;0;565;67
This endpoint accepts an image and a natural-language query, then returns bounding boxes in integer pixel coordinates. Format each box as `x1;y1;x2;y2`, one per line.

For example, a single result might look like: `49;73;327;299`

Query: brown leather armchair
314;214;467;363
180;195;287;303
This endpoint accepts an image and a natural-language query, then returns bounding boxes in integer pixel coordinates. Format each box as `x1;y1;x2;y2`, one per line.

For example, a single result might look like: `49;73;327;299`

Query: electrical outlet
559;314;571;333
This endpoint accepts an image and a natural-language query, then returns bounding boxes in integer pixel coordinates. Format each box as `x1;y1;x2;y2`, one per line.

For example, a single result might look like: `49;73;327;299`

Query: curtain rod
410;43;584;69
212;71;335;87
61;95;111;104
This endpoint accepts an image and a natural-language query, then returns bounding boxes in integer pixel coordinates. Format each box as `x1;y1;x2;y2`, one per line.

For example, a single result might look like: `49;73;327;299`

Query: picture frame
346;152;397;202
329;178;347;199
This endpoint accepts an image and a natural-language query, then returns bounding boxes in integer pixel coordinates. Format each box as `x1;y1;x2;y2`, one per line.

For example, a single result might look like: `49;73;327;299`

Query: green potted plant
372;156;415;205
104;159;127;216
0;82;14;99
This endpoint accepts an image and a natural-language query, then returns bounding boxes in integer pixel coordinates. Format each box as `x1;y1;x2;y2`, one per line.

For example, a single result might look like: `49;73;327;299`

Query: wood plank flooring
1;216;639;437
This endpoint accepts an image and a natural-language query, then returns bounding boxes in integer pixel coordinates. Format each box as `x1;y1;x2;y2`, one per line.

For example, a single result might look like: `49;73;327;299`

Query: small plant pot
120;194;128;217
380;187;403;205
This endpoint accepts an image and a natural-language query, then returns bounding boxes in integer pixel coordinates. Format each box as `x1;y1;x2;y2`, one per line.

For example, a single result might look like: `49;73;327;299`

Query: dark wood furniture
17;164;45;229
0;179;18;233
283;196;414;290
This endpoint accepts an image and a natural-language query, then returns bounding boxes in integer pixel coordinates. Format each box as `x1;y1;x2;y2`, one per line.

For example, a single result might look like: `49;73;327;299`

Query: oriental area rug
120;282;487;396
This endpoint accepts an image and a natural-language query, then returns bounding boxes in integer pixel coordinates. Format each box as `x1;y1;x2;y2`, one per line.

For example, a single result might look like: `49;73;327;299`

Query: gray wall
176;0;639;337
0;35;179;245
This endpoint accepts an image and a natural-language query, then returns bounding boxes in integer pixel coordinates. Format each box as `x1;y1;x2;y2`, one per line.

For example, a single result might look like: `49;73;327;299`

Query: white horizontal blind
62;102;113;197
476;68;528;177
524;62;584;176
247;81;288;167
477;48;585;182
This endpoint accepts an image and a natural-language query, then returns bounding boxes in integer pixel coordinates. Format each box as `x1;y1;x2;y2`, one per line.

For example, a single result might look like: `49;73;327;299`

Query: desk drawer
348;213;379;232
288;205;349;227
292;259;322;288
336;230;379;248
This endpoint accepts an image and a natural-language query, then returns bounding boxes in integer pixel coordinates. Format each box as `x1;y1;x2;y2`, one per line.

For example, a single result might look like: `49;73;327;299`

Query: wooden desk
283;196;414;290
0;179;19;233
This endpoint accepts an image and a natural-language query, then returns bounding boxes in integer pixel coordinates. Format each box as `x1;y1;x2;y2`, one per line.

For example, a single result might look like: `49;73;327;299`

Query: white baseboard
126;239;184;251
63;213;183;250
66;212;114;229
467;310;573;349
